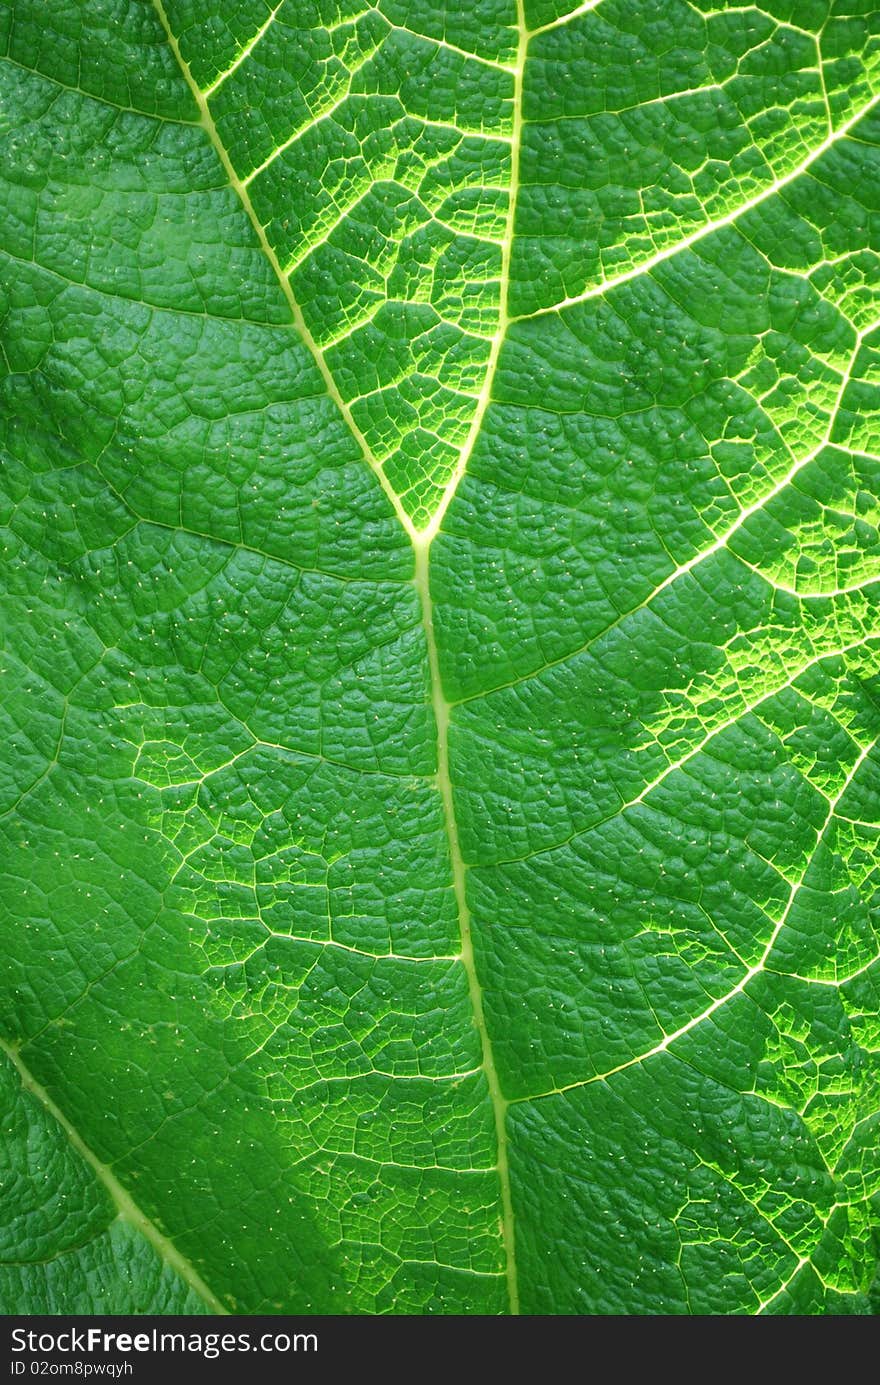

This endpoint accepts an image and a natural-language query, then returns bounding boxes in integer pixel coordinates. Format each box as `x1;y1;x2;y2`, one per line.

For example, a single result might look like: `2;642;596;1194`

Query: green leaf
1;0;879;1315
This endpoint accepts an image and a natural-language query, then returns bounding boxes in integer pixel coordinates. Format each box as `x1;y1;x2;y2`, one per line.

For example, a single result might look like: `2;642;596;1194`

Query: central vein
413;541;520;1314
153;0;527;1313
406;0;528;1314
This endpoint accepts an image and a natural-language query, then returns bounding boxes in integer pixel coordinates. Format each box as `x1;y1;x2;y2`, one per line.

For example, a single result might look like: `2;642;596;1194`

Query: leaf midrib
8;0;879;1321
150;0;528;1316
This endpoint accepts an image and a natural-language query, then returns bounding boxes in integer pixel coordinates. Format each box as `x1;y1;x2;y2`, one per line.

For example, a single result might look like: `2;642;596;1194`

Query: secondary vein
149;0;417;542
151;0;526;1314
420;0;527;544
0;1038;227;1314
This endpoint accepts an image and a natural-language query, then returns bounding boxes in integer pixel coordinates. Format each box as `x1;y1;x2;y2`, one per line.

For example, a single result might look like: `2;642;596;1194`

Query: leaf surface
1;0;880;1315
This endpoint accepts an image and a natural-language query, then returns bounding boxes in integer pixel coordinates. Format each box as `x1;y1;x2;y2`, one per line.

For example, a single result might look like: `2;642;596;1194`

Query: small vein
0;53;200;123
202;2;286;98
514;735;878;1104
150;0;416;541
514;91;880;321
452;324;871;707
417;0;527;543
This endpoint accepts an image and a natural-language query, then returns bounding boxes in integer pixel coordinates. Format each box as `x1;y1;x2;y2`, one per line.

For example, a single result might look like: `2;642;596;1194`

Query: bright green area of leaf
1;0;879;1315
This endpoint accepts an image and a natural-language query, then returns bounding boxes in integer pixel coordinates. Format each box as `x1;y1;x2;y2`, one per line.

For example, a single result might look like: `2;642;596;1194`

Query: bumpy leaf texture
1;0;879;1317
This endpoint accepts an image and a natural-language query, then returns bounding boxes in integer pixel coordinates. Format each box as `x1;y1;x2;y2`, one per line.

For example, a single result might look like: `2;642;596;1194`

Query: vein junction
141;0;880;1316
8;0;875;1318
182;1;522;531
150;0;527;1316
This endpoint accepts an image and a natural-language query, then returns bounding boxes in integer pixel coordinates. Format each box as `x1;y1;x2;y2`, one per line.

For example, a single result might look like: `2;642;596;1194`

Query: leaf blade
1;0;879;1316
